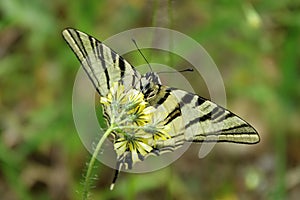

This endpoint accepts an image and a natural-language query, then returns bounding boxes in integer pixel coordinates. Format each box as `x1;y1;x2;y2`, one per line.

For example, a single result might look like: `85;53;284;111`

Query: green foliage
0;0;299;199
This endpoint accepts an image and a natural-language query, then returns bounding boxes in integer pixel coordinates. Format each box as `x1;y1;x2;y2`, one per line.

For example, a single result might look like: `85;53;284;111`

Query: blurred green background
1;0;300;199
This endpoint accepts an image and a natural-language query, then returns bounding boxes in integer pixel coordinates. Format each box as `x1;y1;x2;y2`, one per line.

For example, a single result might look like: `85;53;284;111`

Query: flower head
99;82;171;166
142;113;171;146
114;134;153;163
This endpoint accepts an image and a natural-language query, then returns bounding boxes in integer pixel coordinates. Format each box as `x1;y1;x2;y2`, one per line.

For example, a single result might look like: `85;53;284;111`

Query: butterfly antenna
132;39;153;72
157;68;194;74
179;68;194;72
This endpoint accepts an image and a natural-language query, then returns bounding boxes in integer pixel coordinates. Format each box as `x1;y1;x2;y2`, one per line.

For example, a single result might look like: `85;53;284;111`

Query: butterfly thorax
143;84;160;104
139;72;164;105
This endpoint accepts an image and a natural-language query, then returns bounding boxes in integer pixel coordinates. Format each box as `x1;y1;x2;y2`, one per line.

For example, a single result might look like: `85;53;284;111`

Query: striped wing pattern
171;89;259;143
62;28;260;185
62;28;142;97
142;83;259;157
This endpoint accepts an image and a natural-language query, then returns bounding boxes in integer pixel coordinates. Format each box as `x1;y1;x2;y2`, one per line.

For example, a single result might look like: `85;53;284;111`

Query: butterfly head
144;72;161;85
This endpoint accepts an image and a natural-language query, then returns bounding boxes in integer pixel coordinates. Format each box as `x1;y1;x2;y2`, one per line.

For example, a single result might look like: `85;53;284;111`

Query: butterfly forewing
62;28;142;96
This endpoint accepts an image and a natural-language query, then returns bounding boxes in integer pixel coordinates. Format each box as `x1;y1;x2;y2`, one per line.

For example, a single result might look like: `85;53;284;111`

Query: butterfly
62;28;260;189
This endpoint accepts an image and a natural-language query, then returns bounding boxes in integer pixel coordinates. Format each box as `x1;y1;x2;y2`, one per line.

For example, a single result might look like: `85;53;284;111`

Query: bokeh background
1;1;300;199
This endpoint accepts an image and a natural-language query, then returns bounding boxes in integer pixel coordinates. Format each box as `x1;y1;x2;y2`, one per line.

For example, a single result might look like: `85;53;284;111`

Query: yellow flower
100;82;156;128
128;104;154;126
114;135;153;163
99;81;171;165
100;96;111;106
143;113;171;142
123;88;144;108
100;82;126;105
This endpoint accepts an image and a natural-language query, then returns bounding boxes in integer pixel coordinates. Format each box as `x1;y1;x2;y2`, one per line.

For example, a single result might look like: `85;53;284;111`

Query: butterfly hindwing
170;88;260;144
142;82;259;157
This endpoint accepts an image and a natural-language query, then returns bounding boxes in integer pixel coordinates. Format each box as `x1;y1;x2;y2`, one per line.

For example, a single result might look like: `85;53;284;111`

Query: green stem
82;125;114;200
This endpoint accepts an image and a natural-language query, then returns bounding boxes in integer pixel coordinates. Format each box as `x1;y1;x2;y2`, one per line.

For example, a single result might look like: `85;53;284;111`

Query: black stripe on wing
62;28;142;96
168;88;260;144
63;29;102;94
164;104;181;125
